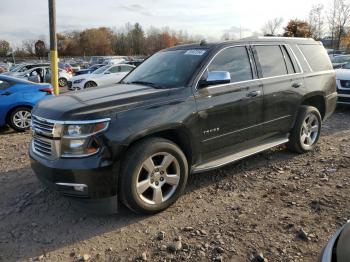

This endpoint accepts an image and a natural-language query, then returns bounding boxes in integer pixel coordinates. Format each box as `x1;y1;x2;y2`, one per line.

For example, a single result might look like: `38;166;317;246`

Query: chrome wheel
58;78;67;87
300;113;319;148
136;152;180;205
13;110;31;129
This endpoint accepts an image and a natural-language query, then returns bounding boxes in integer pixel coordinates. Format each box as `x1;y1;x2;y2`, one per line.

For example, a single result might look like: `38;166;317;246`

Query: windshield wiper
127;81;164;89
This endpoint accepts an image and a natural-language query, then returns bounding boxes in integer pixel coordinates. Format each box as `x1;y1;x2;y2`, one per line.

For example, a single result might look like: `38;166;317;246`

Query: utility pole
48;0;59;95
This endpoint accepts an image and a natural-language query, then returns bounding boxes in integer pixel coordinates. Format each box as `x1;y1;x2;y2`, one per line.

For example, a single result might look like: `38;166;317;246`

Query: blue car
0;75;54;132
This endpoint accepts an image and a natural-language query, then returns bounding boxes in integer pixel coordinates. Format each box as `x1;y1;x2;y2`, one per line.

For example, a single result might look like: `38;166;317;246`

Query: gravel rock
141;252;148;261
157;231;165;240
82;254;90;261
168;240;182;252
298;229;310;241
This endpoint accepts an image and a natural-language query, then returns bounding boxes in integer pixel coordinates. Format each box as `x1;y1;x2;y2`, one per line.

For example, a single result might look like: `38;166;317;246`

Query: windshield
122;49;207;88
93;65;109;74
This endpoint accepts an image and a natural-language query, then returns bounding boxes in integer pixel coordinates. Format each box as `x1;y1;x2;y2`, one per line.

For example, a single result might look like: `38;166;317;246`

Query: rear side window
254;45;287;78
208;46;253;83
298;44;332;71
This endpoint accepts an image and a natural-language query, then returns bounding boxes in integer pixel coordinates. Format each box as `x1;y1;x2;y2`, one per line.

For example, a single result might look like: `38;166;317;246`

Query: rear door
194;46;264;160
252;44;303;137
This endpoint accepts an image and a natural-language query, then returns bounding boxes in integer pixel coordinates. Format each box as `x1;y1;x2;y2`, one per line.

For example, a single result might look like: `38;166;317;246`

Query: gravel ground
1;109;350;262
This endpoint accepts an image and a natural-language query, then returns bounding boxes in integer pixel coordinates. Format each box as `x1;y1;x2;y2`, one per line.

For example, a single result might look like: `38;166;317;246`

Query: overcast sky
1;0;331;46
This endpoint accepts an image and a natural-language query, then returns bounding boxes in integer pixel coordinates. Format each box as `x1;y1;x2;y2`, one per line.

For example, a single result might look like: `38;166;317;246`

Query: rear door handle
246;90;261;98
292;83;302;88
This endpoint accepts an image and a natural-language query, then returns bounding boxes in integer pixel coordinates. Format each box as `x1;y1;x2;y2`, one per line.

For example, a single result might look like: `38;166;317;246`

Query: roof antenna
200;39;207;46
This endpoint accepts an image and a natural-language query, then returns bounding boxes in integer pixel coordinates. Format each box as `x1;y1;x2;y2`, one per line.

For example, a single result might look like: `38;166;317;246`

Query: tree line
0;23;201;59
262;0;350;51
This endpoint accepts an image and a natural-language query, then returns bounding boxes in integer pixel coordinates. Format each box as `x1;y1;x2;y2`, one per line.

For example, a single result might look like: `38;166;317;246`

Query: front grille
33;137;53;157
31;116;54;136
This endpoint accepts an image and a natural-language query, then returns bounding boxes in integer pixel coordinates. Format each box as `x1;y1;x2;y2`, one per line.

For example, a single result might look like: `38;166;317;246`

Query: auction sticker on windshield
184;50;206;56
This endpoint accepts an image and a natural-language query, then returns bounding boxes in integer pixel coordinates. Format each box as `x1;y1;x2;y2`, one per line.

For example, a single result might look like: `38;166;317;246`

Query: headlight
341;80;350;88
60;119;110;157
73;79;85;84
63;121;109;138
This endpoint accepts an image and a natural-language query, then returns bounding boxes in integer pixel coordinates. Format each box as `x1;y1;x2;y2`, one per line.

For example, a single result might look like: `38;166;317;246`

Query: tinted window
281;46;295;74
208;46;253;83
122;49;206;88
121;66;133;72
109;66;121;73
255;45;287;78
0;80;11;90
298;44;333;71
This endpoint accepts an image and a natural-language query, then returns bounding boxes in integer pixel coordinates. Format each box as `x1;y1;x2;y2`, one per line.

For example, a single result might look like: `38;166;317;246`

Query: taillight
40;88;54;94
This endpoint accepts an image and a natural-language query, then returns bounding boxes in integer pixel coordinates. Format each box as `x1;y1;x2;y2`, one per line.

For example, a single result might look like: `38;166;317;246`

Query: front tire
58;77;68;87
287;106;322;153
84;81;97;89
119;138;188;214
9;107;32;132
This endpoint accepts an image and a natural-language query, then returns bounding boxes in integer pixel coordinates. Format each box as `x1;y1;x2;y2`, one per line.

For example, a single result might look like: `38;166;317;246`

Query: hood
33;84;172;120
336;69;350;80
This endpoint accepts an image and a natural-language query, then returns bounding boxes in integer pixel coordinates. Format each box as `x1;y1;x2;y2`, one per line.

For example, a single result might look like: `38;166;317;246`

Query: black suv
30;37;337;214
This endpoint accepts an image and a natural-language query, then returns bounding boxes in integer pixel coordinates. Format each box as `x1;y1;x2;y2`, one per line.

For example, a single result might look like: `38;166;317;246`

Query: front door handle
246;90;261;98
292;83;302;88
0;92;11;96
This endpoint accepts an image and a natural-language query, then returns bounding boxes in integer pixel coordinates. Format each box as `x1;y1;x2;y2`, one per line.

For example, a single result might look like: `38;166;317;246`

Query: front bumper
30;146;119;213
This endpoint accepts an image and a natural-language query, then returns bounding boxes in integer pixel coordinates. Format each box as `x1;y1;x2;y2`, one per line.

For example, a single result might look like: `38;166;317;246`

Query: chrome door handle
246;90;261;98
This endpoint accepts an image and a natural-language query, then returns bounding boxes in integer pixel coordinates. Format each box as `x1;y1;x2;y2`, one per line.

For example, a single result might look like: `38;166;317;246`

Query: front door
194;46;264;161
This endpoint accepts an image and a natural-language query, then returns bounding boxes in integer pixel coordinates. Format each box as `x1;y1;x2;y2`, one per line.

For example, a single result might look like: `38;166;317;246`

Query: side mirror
104;71;111;75
199;71;231;88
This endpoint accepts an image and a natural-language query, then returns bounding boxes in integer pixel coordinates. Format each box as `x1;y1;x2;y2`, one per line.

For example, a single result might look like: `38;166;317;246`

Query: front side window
208;46;253;83
93;65;109;74
122;49;207;88
255;45;288;78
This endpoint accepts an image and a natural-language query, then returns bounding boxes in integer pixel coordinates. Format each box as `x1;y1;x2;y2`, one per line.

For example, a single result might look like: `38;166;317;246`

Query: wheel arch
122;125;196;166
300;92;326;120
5;104;33;124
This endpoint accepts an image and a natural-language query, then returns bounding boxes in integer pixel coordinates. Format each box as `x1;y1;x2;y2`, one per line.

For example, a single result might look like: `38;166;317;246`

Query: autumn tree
309;4;324;40
262;17;284;36
328;0;350;49
79;27;114;56
0;40;10;57
283;20;312;38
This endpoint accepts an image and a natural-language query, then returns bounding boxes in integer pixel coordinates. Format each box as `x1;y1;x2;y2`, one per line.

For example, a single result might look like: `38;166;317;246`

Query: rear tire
9;107;32;132
119;138;188;214
287;106;322;153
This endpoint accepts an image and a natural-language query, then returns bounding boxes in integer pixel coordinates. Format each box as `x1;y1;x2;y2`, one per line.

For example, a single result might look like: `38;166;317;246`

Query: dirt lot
1;109;350;262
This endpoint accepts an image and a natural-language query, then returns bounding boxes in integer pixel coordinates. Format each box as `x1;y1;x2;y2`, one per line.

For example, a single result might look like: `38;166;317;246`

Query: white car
335;63;350;105
68;64;135;90
17;66;73;87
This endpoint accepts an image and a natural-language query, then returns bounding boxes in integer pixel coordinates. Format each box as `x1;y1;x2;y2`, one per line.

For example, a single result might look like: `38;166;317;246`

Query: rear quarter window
298;44;332;72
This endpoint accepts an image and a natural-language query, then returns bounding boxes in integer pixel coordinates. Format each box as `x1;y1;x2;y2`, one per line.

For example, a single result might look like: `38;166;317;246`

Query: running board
192;137;289;173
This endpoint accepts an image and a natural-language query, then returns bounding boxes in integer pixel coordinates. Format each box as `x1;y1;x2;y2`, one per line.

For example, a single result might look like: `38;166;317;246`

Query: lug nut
160;171;164;175
155;168;159;172
160;177;164;181
155;182;159;186
151;179;154;183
